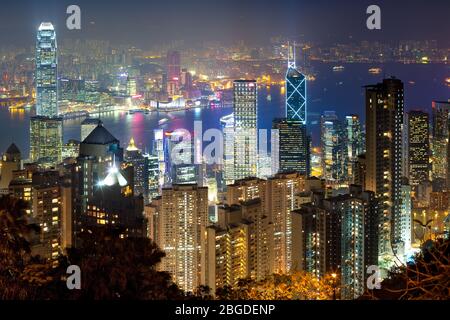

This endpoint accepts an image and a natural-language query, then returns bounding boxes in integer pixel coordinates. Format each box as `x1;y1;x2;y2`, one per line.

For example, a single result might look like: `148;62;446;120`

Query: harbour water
1;62;448;156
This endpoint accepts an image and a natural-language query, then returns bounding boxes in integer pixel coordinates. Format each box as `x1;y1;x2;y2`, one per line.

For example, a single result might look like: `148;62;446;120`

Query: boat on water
128;108;150;115
368;67;382;74
332;65;345;72
158;118;168;125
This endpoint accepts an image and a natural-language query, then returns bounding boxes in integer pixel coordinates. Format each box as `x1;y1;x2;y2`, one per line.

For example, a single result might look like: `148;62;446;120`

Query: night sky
0;0;449;48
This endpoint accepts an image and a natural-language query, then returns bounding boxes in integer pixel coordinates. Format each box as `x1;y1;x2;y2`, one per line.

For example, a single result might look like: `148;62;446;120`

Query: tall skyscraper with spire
30;22;62;165
36;22;58;117
286;42;306;124
272;43;310;176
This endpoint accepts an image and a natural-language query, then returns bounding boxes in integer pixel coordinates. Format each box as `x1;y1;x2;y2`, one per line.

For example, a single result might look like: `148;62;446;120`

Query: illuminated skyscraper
145;153;160;201
125;137;148;200
220;113;235;185
267;172;305;274
286;43;306;124
339;186;379;299
166;50;181;81
294;185;379;297
204;199;269;292
321;111;346;185
163;130;196;185
293;192;340;279
151;184;208;293
153;129;166;188
399;181;412;260
345;115;363;181
227;173;305;275
83;162;145;239
431;101;450;188
225;178;270;279
338;189;367;300
31;171;61;262
233;80;258;180
126;76;137;96
272;119;310;176
31;22;62;166
30;116;63;165
166;51;181;96
36;22;58;117
76;123;123;212
365;78;404;266
408;111;430;189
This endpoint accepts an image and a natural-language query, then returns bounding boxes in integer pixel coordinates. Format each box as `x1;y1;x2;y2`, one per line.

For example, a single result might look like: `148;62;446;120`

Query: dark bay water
1;62;448;156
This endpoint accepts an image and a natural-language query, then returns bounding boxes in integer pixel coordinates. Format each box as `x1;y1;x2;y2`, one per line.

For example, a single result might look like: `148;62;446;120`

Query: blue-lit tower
272;43;310;177
286;43;306;124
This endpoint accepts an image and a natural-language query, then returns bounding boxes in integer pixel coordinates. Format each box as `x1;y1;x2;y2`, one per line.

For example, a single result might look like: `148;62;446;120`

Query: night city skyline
0;0;449;312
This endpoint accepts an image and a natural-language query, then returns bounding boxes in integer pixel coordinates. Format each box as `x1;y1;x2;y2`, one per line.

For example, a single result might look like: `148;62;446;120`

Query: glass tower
345;115;363;182
220;113;235;185
272;43;311;178
321;111;346;185
365;78;404;267
36;22;58;117
286;44;306;124
431;101;450;188
233;80;258;180
29;116;63;165
31;22;62;166
272;119;310;176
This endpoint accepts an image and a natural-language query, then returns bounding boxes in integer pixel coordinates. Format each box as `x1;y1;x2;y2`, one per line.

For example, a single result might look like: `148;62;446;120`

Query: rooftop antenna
293;41;296;68
287;41;296;69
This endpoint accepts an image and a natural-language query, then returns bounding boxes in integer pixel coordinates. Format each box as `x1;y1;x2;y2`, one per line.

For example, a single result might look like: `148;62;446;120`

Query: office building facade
233;80;258;180
365;78;404;266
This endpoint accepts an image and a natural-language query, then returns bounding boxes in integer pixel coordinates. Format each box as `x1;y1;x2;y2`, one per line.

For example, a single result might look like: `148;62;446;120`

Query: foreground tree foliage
0;195;183;300
363;238;449;300
59;227;183;300
3;194;448;300
216;272;336;300
0;196;45;299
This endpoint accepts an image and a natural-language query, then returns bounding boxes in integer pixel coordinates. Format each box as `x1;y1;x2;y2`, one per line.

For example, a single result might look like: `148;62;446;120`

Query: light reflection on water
0;62;447;156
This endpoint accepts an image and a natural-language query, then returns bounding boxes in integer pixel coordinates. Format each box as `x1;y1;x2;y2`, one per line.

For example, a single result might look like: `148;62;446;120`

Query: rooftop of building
82;124;119;145
5;143;20;155
162;184;208;191
38;22;54;31
227;177;264;186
